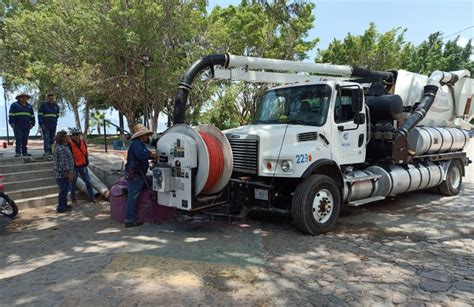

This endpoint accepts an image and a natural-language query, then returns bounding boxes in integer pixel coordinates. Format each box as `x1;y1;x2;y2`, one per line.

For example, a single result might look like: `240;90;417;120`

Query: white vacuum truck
153;54;473;235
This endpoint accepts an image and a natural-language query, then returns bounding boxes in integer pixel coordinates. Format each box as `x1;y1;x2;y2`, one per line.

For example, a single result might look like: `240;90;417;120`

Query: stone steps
2;169;54;183
9;185;58;201
0;161;53;174
14;193;59;208
0;155;89;208
3;177;57;191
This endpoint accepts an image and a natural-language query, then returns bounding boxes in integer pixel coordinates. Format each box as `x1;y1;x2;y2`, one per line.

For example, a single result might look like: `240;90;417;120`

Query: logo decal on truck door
342;132;351;147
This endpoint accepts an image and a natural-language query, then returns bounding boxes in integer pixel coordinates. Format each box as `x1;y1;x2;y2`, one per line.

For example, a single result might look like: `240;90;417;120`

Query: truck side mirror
353;112;365;125
352;90;364;113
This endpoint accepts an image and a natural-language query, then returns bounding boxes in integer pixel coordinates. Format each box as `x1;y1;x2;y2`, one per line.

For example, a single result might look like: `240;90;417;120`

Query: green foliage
0;0;207;131
318;22;407;71
317;23;474;75
3;2;471;132
401;33;473;74
199;84;241;130
203;0;317;126
88;110;109;135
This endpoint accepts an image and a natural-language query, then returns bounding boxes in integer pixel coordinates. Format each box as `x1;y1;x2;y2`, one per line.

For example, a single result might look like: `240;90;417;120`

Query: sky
1;0;473;137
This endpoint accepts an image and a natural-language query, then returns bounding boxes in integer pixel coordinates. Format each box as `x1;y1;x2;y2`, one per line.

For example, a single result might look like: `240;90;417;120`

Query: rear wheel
438;159;463;196
292;175;341;235
0;192;18;218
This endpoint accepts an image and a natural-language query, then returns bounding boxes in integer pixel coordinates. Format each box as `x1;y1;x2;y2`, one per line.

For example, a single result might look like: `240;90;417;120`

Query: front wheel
0;192;18;218
292;175;341;235
438;159;463;196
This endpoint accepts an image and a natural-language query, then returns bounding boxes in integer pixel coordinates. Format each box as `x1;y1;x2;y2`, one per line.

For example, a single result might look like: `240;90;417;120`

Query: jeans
43;126;57;153
56;177;70;211
13;127;30;155
125;175;146;223
71;167;95;201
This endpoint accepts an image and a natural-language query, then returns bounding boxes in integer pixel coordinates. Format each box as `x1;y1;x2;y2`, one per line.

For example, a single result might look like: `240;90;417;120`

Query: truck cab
225;81;366;177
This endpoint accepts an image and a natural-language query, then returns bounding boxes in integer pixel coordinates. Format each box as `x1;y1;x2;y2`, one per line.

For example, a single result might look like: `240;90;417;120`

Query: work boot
22;153;32;157
14;153;21;157
56;206;73;213
124;221;144;228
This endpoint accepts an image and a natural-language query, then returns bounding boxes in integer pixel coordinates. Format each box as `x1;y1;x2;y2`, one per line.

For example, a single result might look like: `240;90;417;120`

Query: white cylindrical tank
343;170;378;202
365;162;444;197
408;127;470;155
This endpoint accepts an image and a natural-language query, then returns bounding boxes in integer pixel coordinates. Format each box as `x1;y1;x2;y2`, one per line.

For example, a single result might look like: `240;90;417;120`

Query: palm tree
89;111;108;135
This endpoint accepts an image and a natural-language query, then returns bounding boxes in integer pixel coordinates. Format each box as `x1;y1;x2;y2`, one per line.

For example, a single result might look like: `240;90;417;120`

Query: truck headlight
281;160;292;172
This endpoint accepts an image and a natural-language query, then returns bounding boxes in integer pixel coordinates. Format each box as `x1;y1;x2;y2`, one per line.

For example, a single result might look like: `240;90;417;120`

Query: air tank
408;127;469;155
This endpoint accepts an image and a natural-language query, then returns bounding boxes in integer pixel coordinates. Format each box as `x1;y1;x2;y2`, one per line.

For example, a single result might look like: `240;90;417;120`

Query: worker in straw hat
123;124;157;227
9;92;35;157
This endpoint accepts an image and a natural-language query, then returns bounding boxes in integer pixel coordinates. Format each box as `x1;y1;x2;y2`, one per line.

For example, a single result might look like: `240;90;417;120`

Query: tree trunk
96;124;101;135
125;112;136;133
72;102;82;131
83;100;90;140
119;111;125;141
151;109;159;135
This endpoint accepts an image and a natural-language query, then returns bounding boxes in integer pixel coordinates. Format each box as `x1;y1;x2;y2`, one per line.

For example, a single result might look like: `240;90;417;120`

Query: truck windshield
254;84;331;126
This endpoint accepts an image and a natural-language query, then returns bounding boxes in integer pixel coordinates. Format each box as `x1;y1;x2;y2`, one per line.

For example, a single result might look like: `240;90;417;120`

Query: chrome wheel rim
449;166;461;189
312;188;334;224
0;197;13;215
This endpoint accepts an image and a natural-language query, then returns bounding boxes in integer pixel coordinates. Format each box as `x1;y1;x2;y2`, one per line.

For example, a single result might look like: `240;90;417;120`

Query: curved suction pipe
173;54;229;125
398;70;467;137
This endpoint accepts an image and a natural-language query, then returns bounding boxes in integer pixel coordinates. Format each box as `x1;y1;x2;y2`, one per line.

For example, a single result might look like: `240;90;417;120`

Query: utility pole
2;81;11;145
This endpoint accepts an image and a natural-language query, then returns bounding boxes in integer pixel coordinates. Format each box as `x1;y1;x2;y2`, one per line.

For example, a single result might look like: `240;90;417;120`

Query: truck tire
438;159;463;196
292;175;341;235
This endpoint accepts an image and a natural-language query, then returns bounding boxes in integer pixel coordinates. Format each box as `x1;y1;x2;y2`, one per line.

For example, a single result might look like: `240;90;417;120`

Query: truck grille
228;137;259;174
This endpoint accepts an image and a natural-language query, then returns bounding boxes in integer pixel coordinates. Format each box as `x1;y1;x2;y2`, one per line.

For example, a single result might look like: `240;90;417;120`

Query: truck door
331;85;366;165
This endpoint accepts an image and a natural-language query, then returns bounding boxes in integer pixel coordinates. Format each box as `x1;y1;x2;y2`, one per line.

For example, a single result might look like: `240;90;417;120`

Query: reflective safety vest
68;140;89;168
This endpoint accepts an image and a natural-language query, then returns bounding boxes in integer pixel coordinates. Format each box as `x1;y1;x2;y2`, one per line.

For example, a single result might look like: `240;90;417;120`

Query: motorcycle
0;175;18;218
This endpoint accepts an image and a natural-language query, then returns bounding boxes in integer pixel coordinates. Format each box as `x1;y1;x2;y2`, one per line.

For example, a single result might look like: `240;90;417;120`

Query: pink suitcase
109;178;176;224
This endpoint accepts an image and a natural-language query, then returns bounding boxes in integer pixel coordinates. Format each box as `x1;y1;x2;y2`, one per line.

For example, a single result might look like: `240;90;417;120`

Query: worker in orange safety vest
68;128;97;204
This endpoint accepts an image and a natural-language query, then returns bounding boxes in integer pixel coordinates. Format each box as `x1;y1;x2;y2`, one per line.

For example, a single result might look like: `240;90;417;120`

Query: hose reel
154;124;233;210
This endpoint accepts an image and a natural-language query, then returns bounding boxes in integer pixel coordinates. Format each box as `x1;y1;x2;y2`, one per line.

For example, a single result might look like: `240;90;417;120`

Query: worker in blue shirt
9;93;35;157
38;93;60;156
124;124;157;227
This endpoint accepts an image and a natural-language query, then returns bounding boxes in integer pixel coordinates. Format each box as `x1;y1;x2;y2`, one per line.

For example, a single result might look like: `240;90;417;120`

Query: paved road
1;150;473;306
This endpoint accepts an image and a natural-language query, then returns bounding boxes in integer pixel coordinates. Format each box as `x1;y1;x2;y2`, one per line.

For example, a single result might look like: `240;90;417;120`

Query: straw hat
15;92;31;100
131;124;153;140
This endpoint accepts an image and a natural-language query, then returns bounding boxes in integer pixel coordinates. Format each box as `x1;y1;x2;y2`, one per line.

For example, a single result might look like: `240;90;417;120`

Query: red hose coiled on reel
199;132;224;193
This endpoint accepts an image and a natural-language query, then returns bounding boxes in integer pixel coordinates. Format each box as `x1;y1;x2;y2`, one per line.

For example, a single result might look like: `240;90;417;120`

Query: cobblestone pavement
0;158;473;306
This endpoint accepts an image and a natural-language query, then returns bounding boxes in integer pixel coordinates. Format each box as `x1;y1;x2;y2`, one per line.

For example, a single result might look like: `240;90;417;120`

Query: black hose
173;54;228;124
352;66;395;83
397;84;439;137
